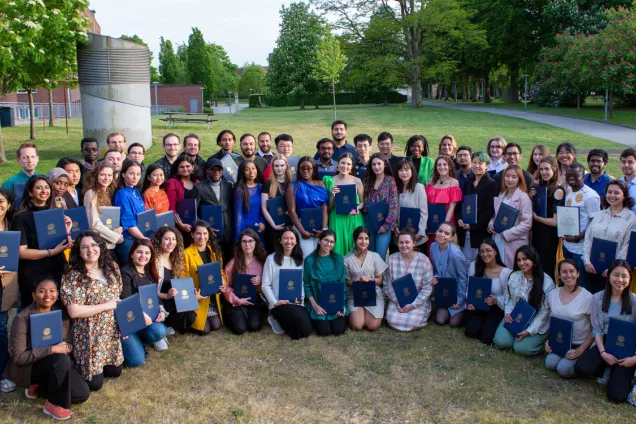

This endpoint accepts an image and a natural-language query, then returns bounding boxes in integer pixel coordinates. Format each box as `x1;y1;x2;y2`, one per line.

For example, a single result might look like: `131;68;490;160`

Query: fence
151;105;183;115
0;101;83;121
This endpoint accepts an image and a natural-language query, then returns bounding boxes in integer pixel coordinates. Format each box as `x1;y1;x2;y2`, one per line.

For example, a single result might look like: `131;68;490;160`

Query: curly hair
233;228;268;273
66;231;119;281
152;226;185;278
82;162;117;213
431;155;457;184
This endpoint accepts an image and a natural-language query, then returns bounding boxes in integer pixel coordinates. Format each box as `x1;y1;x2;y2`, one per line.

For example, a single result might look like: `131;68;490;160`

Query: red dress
424;183;462;254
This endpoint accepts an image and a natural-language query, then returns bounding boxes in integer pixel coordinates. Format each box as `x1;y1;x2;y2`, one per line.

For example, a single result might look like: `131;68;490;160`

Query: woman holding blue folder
395;159;428;249
113;160;146;265
0;188;18;393
574;260;636;403
234;160;265;243
424;155;461;255
166;154;200;236
83;163;123;253
261;155;292;253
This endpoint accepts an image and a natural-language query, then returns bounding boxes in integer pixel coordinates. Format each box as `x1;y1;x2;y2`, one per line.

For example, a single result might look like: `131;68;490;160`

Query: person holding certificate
165;154;200;239
222;229;267;335
383;231;434;332
261;228;311;339
141;163;170;215
583;180;636;292
395;159;428;250
0;188;18;393
112;160;146;265
61;231;123;391
303;230;348;336
544;259;594;378
233;160;265;243
465;238;512;345
7;278;89;420
430;222;468;327
261;154;292;253
425;155;462;255
83;162;123;252
574;260;636;403
488;165;532;268
344;227;388;331
493;245;556;356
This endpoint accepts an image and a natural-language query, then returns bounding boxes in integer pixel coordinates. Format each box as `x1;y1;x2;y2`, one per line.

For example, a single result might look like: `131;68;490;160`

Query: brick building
149;84;204;114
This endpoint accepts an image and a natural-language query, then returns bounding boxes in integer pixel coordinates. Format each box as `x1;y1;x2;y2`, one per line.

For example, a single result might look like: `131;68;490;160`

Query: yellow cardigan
183;244;226;331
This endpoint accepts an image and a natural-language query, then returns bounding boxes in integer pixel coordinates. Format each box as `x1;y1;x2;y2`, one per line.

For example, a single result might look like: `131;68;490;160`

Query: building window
16;89;37;94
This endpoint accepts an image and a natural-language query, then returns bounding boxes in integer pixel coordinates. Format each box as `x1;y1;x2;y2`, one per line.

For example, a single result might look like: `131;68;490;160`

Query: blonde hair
82;163;117;213
268;154;292;198
439;135;458;156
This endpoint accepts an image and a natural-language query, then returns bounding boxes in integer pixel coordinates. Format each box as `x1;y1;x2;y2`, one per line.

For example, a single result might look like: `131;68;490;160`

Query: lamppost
523;74;529;111
201;87;205;112
152;81;159;115
228;92;232;113
249;88;253;96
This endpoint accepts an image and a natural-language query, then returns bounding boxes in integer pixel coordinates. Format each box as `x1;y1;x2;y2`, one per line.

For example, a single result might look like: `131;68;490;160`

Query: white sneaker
268;316;285;335
0;379;16;393
153;337;169;351
165;327;176;336
597;366;610;385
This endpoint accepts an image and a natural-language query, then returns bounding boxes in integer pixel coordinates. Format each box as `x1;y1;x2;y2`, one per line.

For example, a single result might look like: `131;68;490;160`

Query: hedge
249;91;407;107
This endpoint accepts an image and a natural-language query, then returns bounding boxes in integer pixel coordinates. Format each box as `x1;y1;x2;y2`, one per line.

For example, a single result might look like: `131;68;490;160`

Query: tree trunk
28;89;36;140
332;79;337;121
410;62;422;108
0;125;6;164
299;95;305;110
576;92;581;112
48;88;54;127
383;93;388;105
483;75;491;103
444;85;449;101
609;90;613;118
472;80;479;102
506;67;519;104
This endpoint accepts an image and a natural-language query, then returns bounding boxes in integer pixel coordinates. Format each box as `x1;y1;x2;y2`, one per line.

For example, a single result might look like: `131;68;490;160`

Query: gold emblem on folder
475;289;483;299
144;221;150;230
287;281;294;289
617;335;626;347
343;195;350;204
47;224;55;231
329;294;336;303
442;288;449;297
105;218;113;228
208;275;214;283
377;213;384;221
406;218;413;227
148;298;153;307
566;198;572;206
515;313;523;323
361;290;368;299
181;289;188;298
599;252;606;262
466;206;471;213
72;221;79;230
241;285;248;294
43;328;51;336
502;216;509;225
556;332;564;343
0;246;7;255
433;214;439;222
126;311;134;322
290;166;296;173
227;167;234;175
278;207;284;216
403;288;410;297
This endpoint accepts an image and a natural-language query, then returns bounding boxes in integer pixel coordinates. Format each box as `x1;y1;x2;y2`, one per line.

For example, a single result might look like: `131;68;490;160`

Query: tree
238;63;266;97
121;34;160;82
186;28;215;101
315;28;347;119
208;43;239;99
542;0;633;35
158;37;184;84
267;2;327;109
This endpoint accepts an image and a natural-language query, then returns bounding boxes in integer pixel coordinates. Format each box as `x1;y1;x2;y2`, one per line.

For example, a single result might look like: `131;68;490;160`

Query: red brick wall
149;85;203;112
0;87;80;104
83;9;101;35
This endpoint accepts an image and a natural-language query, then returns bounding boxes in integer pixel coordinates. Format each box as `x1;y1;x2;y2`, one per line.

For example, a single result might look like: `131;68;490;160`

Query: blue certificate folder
115;294;147;337
320;282;344;314
138;284;160;322
30;310;63;349
352;281;377;307
318;170;335;180
301;207;322;233
625;230;636;267
221;154;239;184
392;273;418;308
64;206;89;241
549;316;574;358
461;194;478;225
34;208;66;250
434;278;457;308
13;182;26;208
606;318;636;360
590;238;617;273
467;277;492;311
493;202;519;233
287;156;300;181
278;269;303;302
200;205;223;235
427;204;446;233
177;199;197;225
532;185;548;218
234;274;257;302
367;202;389;233
399;207;420;231
197;261;223;297
0;231;21;272
335;184;357;215
171;278;199;313
156;211;175;228
136;208;157;238
99;206;120;230
266;195;290;227
504;298;536;335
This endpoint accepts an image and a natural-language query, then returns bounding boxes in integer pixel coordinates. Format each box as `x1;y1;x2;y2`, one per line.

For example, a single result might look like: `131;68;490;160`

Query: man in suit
493;142;533;191
196;158;234;262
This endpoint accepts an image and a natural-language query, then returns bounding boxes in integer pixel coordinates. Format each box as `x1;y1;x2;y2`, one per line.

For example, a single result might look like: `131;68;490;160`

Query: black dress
531;185;565;280
262;180;289;253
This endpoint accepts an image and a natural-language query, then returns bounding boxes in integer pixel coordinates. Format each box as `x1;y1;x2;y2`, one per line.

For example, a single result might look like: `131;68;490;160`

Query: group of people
1;121;636;420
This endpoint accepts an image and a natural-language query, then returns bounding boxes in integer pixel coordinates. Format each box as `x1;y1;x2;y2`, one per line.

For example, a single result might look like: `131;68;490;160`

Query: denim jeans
364;215;391;261
563;247;589;291
0;284;8;378
121;322;167;368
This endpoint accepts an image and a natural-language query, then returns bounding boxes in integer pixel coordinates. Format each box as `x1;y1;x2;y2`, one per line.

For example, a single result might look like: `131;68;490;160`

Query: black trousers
312;316;346;336
574;344;636;403
163;299;197;334
31;354;89;409
464;306;504;346
86;364;123;392
271;304;312;340
223;301;266;335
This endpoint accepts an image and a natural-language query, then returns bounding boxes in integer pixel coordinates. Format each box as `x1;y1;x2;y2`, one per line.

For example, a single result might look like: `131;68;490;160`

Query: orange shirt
143;188;170;214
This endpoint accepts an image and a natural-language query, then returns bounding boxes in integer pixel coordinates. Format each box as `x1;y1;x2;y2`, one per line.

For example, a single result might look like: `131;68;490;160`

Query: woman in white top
465;238;512;345
261;228;312;339
545;259;594;378
394;158;428;246
344;227;388;331
83;163;123;250
486;136;508;174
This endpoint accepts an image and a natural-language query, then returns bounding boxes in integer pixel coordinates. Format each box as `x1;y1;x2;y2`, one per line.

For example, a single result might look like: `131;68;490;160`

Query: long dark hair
431;155;457;184
512;245;545;310
152;226;186;278
312;229;337;270
0;188;16;225
297;156;320;182
474;238;506;277
141;163;166;194
169;153;198;183
127;238;160;283
603;179;636;211
16;175;54;215
404;135;430;157
190;220;223;261
394;158;418;194
117;159;142;189
233;228;268;273
274;227;303;267
602;259;633;315
236;160;263;210
363;153;393;202
334;152;356;177
67;231;118;280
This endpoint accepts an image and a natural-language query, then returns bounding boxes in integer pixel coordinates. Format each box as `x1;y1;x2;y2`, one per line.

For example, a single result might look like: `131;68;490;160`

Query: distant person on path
256;131;275;163
152;133;182;179
1;143;39;191
584;149;610;201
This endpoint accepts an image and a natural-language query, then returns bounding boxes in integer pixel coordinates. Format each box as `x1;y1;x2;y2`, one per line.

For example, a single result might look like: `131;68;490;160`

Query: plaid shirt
383;252;433;331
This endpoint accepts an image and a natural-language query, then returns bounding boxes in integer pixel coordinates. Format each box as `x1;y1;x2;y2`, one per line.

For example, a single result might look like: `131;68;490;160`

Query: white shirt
261;253;304;309
562;185;600;255
487;157;508;173
583;206;636;266
547;287;593;345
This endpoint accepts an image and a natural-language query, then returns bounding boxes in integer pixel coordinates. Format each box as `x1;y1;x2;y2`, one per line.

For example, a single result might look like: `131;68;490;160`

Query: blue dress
294;180;328;211
430;242;468;315
234;184;264;242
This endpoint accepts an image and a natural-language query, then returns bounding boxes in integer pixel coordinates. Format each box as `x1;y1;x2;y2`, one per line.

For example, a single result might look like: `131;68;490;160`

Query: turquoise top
1;170;35;191
303;253;348;320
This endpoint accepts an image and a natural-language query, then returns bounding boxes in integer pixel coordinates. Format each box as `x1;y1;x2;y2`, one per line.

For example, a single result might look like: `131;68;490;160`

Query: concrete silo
77;33;152;150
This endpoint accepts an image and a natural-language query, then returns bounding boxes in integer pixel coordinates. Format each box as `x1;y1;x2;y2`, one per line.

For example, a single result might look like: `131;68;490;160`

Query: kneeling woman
120;239;169;367
222;229;267;335
8;279;89;421
383;231;434;332
262;228;312;339
61;231;123;391
493;245;555;357
345;227;388;331
574;260;636;403
544;259;594;378
303;230;348;336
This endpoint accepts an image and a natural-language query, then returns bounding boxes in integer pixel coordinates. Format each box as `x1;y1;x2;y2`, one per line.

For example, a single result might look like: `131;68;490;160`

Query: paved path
422;101;636;147
212;104;249;114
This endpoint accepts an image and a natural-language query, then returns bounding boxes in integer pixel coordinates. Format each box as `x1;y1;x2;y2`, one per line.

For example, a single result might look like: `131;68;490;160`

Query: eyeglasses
505;152;520;157
479;249;495;255
322;239;335;245
241;239;256;245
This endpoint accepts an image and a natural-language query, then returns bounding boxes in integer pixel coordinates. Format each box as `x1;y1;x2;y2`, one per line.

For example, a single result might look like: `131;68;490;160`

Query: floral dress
61;266;124;381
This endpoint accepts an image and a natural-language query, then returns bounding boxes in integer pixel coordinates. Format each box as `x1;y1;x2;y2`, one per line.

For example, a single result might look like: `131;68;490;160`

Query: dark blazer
457;173;498;248
196;177;234;245
493;169;534;193
62;191;81;209
120;264;158;300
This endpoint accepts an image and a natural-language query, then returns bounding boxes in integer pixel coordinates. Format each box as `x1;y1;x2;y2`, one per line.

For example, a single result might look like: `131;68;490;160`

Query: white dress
344;251;388;319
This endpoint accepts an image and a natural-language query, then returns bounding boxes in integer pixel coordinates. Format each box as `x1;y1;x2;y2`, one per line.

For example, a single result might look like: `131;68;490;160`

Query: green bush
203;107;214;114
249;91;407;107
533;82;586;108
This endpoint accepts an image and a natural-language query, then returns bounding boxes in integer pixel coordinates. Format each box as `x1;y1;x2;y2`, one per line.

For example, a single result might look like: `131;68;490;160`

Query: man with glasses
584;149;610;200
127;143;147;187
152;133;182;179
493;143;533;190
456;146;473;189
316;138;338;173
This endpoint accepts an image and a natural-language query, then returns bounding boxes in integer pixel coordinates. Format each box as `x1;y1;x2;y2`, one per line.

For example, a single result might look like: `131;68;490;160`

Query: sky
88;0;296;67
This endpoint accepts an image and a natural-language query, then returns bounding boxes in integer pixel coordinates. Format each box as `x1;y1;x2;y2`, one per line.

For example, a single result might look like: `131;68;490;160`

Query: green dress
324;176;364;256
303;253;348;320
417;156;435;186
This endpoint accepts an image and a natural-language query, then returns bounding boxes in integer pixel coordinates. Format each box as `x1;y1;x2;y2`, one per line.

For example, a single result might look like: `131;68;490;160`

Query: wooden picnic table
160;112;218;130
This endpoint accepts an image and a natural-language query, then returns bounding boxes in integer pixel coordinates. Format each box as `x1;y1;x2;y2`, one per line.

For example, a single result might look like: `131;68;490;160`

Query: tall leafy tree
158;37;184;84
121;34;160;82
186;27;215;101
238;63;267;97
209;43;239;99
315;27;348;119
542;0;632;35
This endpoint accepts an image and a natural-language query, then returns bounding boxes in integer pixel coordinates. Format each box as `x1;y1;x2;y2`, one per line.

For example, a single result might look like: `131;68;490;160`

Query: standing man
584;149;610;200
152;133;181;180
257;131;275;163
196;158;234;262
80;137;99;171
376;132;402;175
263;133;295;180
57;157;83;208
105;132;127;162
209;129;240;161
1;142;39;190
127;143;147;187
104;149;123;178
456;146;474;189
493;143;533;190
313;120;357;161
619;148;636;214
236;133;268;175
353;134;372;178
316;138;338;174
183;133;206;180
